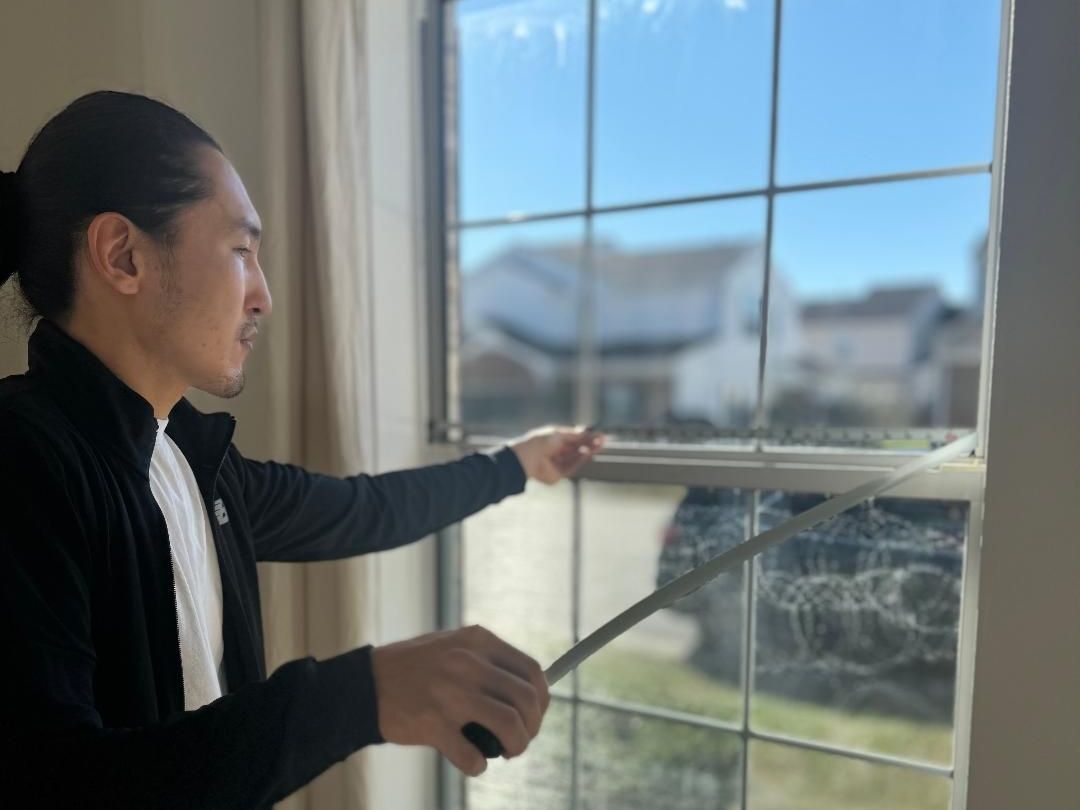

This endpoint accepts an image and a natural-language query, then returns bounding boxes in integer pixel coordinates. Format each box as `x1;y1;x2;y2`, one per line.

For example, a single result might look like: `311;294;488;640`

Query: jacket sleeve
0;427;382;809
239;446;527;562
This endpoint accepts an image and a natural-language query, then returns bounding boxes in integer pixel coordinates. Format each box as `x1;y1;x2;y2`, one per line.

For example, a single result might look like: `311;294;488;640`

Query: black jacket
0;320;526;808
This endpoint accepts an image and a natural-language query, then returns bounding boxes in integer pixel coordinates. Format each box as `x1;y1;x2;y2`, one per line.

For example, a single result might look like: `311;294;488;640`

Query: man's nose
249;262;273;318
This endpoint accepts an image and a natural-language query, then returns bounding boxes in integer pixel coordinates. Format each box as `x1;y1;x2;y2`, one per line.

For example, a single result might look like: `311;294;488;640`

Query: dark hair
0;91;221;321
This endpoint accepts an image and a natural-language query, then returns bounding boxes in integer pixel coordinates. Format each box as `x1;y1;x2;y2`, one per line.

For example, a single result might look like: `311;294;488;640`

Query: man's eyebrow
234;218;262;241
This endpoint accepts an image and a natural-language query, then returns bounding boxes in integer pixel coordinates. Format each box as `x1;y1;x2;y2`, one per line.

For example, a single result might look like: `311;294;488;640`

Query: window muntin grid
439;0;1002;453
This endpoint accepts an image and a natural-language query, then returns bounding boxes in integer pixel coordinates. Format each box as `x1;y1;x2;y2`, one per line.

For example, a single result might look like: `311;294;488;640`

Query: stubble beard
158;259;248;400
199;370;246;399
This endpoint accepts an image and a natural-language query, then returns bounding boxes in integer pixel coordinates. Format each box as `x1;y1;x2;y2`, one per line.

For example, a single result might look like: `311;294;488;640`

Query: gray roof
803;286;943;320
464;241;759;355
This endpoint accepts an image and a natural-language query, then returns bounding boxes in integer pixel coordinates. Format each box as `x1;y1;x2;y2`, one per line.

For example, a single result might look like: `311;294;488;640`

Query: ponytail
0;91;220;321
0;170;19;289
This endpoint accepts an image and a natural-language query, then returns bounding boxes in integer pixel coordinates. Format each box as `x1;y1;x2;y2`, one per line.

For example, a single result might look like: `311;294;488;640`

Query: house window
430;0;1006;808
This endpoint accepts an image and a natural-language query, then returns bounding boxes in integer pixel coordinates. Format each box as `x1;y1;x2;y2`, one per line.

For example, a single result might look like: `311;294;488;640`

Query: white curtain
256;1;377;807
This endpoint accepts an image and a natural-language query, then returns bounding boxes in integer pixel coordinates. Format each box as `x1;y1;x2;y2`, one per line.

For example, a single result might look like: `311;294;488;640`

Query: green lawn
578;647;954;810
470;644;953;810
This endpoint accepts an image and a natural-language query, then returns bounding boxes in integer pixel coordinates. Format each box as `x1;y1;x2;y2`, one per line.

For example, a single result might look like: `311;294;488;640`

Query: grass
578;647;954;810
470;643;953;810
583;646;953;762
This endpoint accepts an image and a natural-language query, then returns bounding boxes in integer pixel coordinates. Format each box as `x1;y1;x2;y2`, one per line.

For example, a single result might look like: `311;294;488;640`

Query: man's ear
83;212;144;296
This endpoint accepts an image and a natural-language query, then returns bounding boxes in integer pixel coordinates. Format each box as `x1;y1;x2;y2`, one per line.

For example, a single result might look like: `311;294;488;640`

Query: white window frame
429;0;1001;460
963;0;1080;806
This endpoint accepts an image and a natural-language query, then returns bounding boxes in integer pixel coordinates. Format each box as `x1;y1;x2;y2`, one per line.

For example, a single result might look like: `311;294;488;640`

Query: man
0;91;602;808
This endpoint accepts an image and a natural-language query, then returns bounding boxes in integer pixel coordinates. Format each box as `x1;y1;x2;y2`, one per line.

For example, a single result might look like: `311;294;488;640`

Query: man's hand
509;426;605;484
370;626;551;776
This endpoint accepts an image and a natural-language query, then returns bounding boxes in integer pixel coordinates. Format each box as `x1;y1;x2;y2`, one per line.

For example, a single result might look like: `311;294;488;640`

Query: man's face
145;148;271;399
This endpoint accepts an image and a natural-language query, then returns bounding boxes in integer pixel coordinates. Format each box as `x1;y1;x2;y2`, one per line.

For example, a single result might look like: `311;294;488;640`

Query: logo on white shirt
213;498;229;526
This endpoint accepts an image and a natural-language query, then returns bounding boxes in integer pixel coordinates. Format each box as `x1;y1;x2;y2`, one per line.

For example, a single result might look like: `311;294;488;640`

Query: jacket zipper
151;488;186;710
163;416;235;709
171;553;186;709
143;413;188;711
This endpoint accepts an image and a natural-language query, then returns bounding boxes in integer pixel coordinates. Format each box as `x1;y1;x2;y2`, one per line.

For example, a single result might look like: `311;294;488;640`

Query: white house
459;240;802;430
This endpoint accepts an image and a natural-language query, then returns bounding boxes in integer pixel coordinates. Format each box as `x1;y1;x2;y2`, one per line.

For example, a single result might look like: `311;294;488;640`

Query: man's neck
59;317;185;419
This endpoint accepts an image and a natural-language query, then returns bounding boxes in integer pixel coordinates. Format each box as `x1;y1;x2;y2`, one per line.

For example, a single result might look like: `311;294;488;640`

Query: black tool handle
462;722;504;758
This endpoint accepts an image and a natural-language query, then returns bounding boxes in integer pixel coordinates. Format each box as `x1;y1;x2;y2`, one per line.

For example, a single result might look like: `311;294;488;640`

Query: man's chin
195;370;246;400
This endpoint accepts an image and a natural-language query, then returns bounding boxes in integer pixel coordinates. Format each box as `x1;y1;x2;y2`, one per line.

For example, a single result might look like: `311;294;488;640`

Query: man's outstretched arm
242;427;603;563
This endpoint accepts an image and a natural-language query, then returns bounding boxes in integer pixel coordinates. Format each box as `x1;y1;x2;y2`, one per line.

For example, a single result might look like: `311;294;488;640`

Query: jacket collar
27;319;236;482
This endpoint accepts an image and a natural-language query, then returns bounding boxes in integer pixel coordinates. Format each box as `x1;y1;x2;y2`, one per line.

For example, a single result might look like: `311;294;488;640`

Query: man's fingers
473;631;550;706
435;722;488;777
455;626;550;756
561;431;603;451
552;448;598;478
569;432;605;454
551;438;602;473
478;663;544;737
468;695;531;758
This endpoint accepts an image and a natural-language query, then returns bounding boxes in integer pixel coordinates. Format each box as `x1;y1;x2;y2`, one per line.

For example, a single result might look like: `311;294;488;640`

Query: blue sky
452;0;1001;306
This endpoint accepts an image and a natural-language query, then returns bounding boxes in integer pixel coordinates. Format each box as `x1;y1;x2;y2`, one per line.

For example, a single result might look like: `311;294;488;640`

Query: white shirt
148;418;226;711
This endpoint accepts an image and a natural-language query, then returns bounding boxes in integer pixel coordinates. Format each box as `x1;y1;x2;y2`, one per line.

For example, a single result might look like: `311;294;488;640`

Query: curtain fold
257;1;376;807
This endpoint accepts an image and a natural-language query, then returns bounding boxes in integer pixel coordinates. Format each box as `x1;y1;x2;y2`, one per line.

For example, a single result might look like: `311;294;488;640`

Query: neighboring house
926;238;988;428
459;241;801;429
792;286;949;426
460;241;983;434
928;308;982;427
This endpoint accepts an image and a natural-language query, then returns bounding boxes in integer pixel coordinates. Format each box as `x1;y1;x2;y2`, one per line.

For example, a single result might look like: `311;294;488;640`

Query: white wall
0;0;142;376
0;0;276;458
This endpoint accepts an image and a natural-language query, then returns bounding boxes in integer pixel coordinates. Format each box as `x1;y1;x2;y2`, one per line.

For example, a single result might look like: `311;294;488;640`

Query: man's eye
235;247;252;257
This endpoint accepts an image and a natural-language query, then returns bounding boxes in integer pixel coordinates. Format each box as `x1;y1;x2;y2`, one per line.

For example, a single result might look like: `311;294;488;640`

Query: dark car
657;488;966;721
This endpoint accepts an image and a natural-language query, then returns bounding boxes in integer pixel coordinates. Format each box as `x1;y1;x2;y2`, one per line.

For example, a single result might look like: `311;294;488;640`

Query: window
430;1;1005;808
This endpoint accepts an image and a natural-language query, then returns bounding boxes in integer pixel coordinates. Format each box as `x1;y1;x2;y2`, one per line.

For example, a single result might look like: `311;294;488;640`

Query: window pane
764;175;990;445
753;493;966;763
748;741;951;810
458;218;585;433
593;0;773;206
591;199;766;435
463;481;574;668
579;482;748;723
580;705;742;810
777;0;1001;184
467;699;573;810
450;0;588;221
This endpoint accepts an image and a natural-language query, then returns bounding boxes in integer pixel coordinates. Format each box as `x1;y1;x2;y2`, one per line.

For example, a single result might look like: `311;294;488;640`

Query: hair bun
0;169;19;286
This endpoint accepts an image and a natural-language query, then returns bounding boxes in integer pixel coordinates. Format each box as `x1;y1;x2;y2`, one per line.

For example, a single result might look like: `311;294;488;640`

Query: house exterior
458;240;982;435
791;287;948;426
927;308;982;428
459;240;801;430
